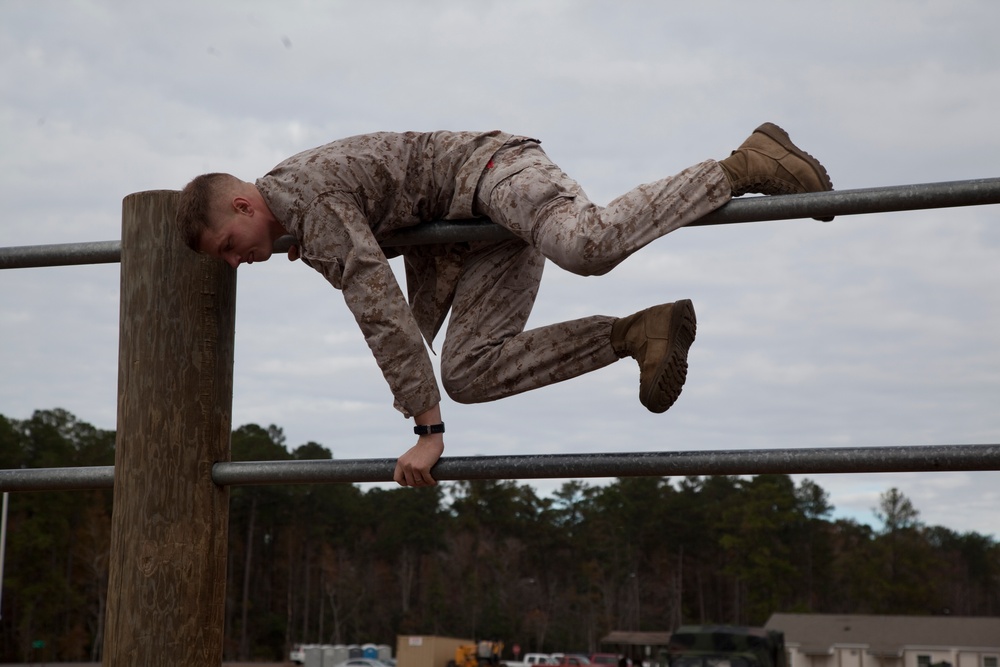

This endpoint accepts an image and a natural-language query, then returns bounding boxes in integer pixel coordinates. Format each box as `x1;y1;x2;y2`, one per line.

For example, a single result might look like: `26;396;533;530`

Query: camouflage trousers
439;141;731;404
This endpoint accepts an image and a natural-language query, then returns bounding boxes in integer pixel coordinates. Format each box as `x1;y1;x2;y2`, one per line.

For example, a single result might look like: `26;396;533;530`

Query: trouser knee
545;235;621;276
531;199;625;276
440;355;482;405
441;374;484;405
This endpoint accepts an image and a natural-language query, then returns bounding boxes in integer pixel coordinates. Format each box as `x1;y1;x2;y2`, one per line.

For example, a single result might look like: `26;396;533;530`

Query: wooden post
104;190;236;666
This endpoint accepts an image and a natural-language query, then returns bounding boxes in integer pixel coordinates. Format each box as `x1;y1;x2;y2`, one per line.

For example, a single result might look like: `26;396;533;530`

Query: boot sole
754;122;835;222
642;299;697;414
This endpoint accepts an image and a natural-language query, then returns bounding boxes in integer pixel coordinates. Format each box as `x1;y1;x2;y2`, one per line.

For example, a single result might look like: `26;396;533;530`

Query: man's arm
296;195;445;483
393;402;445;487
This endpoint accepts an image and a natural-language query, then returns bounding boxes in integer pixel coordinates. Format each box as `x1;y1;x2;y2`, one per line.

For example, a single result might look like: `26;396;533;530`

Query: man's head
176;173;286;268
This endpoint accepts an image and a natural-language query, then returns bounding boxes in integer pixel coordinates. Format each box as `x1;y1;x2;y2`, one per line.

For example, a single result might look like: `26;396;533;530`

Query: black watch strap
413;422;445;436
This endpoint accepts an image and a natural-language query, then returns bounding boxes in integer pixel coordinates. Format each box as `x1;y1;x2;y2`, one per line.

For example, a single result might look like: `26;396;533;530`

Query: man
176;123;832;487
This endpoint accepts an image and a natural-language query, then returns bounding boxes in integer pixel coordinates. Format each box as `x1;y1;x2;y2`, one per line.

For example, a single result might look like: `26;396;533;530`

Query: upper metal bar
688;177;1000;226
2;444;997;492
0;240;121;270
3;178;999;269
380;177;1000;247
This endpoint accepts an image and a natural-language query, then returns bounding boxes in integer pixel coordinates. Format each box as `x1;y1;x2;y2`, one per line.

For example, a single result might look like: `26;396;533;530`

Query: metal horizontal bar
4;178;999;269
0;240;121;270
212;443;1000;487
686;177;1000;226
2;444;996;493
380;177;1000;247
0;465;114;492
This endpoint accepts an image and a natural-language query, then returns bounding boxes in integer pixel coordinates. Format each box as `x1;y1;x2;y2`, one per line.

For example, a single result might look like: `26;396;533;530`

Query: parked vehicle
506;653;555;667
290;645;394;667
550;656;591;667
666;625;786;667
335;659;396;667
590;655;620;666
291;644;319;664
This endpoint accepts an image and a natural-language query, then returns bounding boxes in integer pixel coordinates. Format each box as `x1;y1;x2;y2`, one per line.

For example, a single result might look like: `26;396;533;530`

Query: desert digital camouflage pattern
256;131;730;418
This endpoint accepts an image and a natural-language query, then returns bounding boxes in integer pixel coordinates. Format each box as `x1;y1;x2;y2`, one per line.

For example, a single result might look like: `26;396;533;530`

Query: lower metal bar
0;465;115;492
210;443;1000;486
2;444;997;492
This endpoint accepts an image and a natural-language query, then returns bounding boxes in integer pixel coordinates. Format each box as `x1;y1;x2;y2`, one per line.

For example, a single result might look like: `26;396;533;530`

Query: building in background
765;614;1000;667
600;631;673;667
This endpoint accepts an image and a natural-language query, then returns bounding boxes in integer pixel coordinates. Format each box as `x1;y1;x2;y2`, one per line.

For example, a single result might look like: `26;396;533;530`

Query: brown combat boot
719;122;834;203
611;299;696;414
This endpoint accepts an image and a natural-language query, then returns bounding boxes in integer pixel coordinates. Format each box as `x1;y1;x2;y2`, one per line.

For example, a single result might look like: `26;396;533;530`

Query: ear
232;196;253;216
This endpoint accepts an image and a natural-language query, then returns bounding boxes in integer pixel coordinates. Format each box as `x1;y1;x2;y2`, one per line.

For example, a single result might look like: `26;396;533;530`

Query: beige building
396;635;475;667
766;614;1000;667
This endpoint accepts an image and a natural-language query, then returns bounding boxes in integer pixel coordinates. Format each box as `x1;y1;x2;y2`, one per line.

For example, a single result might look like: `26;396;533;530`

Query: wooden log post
104;190;236;666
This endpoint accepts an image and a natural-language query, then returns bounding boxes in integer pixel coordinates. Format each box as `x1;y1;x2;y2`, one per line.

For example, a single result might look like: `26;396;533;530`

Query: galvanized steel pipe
380;177;1000;246
4;444;998;492
210;443;1000;486
0;465;115;492
0;240;121;269
4;178;999;269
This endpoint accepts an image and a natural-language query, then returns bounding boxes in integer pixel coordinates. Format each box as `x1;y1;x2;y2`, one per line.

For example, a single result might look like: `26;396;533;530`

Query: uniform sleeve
297;193;441;418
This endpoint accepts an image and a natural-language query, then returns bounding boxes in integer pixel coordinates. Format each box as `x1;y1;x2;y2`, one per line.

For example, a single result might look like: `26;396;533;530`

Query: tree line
0;409;997;663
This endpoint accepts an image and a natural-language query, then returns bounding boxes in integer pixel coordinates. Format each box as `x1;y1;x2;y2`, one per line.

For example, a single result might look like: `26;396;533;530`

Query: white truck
505;653;556;667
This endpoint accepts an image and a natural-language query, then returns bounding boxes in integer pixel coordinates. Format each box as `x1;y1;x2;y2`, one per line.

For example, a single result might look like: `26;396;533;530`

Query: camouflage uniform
256;131;731;418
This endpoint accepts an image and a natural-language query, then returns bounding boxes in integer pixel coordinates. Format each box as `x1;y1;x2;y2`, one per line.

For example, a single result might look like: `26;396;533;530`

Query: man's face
200;212;275;269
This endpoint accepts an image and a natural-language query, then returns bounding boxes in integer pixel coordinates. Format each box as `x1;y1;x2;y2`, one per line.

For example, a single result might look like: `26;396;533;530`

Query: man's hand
394;434;444;487
286;244;300;261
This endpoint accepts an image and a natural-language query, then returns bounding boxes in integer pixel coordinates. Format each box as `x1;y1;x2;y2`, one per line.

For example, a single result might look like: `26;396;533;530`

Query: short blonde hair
176;173;243;251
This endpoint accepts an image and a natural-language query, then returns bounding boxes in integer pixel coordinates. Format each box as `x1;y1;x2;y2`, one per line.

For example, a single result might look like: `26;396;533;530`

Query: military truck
665;625;786;667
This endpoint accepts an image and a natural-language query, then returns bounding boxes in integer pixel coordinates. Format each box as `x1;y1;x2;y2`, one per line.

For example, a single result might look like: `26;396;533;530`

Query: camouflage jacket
256;130;526;418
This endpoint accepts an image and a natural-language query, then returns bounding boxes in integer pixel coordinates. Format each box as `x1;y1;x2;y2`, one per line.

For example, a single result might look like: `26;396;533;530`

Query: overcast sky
2;1;998;537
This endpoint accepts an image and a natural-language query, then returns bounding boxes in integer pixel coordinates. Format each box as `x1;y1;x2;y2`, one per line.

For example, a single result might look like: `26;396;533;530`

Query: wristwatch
413;422;445;436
